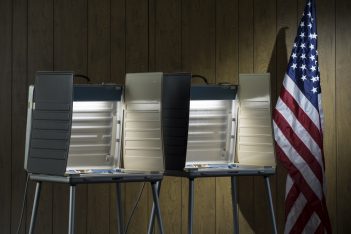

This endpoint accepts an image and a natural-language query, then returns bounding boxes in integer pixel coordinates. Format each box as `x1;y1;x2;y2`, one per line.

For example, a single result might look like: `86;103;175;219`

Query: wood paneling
318;0;337;232
1;0;348;233
11;0;27;233
336;0;351;233
0;0;12;232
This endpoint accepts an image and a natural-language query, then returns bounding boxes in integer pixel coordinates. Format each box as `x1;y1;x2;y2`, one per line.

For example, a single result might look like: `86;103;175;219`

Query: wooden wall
0;0;349;233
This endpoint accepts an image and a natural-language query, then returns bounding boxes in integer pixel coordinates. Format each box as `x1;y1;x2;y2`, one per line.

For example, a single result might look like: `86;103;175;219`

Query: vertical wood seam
10;0;14;230
334;0;338;232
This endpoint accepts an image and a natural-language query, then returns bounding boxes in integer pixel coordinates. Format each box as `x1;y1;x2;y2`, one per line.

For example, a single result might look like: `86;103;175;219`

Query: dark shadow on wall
237;27;289;234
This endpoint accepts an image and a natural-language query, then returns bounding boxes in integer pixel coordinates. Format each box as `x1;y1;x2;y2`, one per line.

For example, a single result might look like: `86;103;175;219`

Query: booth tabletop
164;168;275;179
29;172;163;185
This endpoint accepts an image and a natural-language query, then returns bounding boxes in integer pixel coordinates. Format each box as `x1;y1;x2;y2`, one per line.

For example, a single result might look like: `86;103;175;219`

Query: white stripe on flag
284;192;307;234
273;122;323;199
302;212;321;234
286;175;294;199
275;97;324;168
283;74;321;130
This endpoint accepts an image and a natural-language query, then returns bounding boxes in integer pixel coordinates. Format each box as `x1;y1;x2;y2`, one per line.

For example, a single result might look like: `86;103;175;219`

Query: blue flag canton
286;0;320;108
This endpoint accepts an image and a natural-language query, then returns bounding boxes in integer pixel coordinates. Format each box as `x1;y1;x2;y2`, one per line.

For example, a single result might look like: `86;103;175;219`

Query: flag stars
300;53;307;60
300;32;305;38
301;75;307;81
307;12;312;17
311;76;318;82
310;65;317;72
309;33;318;39
308;23;313;29
300;64;307;71
309;54;316;61
293;43;297;48
291;63;297;70
309;44;315;50
300;43;306;49
291;53;297;59
311;87;318;93
307;1;311;7
300;22;305;27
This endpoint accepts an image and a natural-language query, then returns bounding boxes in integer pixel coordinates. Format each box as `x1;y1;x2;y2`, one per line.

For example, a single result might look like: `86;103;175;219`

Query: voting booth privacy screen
24;72;124;175
24;71;275;176
183;73;276;172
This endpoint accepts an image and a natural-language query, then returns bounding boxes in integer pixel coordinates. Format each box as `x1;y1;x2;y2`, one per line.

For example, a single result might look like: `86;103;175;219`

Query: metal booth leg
29;181;42;234
231;176;239;234
147;181;161;234
68;185;76;234
116;183;124;234
188;178;194;234
264;176;278;234
151;181;164;234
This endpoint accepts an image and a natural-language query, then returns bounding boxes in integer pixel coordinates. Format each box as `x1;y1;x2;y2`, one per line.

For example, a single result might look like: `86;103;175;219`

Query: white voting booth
24;72;170;234
149;73;277;234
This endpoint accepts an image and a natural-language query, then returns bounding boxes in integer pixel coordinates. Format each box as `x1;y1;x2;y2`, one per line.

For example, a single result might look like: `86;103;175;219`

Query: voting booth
160;73;276;173
24;72;124;176
150;73;277;234
185;73;275;172
24;71;165;234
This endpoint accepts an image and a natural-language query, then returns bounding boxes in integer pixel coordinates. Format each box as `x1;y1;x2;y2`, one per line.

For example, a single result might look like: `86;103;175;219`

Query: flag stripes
273;0;331;232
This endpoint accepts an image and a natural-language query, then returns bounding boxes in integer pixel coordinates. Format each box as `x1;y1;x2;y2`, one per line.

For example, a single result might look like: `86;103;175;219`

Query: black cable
74;74;91;83
191;74;209;84
124;182;146;234
16;173;29;234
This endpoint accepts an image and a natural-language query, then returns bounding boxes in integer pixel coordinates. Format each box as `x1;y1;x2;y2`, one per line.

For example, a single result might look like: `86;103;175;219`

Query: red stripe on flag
314;222;324;234
275;144;332;233
280;87;323;149
285;183;300;219
274;110;324;184
289;203;314;234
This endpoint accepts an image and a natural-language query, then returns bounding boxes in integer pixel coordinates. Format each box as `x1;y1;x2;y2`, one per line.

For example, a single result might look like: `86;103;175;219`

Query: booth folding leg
29;182;42;234
116;183;124;234
188;178;195;234
151;181;164;234
147;181;161;234
68;185;76;234
264;176;278;234
231;176;239;234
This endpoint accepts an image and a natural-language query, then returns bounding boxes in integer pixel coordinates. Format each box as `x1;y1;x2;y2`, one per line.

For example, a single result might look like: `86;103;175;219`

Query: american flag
273;0;332;233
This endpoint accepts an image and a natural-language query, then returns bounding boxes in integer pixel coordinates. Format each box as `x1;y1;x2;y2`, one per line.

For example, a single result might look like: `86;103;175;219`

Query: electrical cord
74;74;91;83
16;173;29;234
124;182;146;234
191;74;209;84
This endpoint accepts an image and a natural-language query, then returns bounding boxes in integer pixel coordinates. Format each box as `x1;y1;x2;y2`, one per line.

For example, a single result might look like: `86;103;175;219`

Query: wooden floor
0;0;350;233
